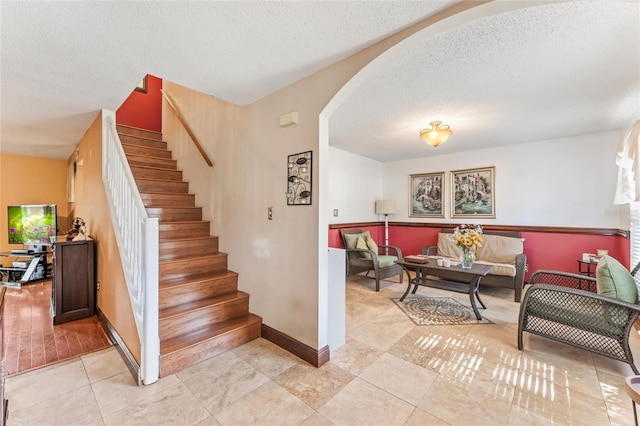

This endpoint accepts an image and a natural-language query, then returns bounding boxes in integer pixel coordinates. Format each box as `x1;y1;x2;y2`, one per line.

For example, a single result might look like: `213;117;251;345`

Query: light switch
333;209;339;217
268;207;273;220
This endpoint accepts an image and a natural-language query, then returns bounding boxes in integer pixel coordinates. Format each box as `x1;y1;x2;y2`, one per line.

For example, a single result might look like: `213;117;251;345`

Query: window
630;202;640;288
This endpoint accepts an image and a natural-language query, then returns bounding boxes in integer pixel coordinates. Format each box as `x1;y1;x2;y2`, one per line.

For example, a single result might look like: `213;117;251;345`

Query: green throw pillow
365;235;379;254
343;231;370;249
596;255;638;303
356;235;372;259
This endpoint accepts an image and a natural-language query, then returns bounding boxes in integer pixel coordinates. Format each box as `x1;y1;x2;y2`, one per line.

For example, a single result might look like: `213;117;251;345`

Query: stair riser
137;179;189;194
119;134;167;150
117;125;163;140
159;237;219;260
160;255;228;279
122;144;172;159
159;274;238;310
159;222;210;239
159;295;249;341
131;166;182;181
141;193;195;208
160;319;261;377
146;207;202;222
127;155;177;170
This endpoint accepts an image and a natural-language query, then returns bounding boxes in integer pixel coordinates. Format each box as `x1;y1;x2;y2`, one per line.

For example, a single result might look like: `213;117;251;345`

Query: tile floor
5;276;640;425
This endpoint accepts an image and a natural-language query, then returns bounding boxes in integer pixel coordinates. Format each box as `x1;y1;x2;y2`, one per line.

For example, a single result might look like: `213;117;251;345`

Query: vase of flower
461;247;475;269
454;224;483;269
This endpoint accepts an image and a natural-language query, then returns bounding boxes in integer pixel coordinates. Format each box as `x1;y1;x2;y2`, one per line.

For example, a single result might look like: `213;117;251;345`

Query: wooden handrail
160;88;213;167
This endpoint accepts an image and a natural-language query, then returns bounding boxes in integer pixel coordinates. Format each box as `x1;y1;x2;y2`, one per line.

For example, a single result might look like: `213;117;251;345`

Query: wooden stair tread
160;313;262;355
159;291;248;319
124;150;172;157
122;141;168;150
160;271;236;286
158;220;209;226
125;154;176;165
159;220;210;225
131;164;180;172
137;177;186;183
160;235;216;242
160;270;237;287
147;206;202;210
120;135;165;143
120;141;171;151
117;124;162;135
140;191;194;196
159;252;220;262
159;252;226;264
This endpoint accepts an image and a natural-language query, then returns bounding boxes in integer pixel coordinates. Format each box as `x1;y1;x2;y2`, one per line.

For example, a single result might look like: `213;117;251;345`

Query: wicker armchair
518;266;640;374
339;228;403;291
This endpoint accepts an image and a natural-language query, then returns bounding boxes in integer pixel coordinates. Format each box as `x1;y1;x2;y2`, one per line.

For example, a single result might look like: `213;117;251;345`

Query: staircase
115;124;262;377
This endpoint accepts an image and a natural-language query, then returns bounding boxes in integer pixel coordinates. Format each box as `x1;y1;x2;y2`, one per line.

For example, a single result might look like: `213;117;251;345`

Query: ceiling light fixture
420;121;452;147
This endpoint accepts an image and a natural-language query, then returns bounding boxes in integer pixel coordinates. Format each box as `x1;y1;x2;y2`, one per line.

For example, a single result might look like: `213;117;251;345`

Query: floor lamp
375;200;396;252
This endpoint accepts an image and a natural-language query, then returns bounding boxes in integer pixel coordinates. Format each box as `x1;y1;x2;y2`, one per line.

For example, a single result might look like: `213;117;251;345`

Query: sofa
422;230;527;301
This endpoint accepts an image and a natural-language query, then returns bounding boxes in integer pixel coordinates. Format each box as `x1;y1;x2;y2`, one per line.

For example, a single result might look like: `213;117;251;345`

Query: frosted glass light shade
420;121;452;147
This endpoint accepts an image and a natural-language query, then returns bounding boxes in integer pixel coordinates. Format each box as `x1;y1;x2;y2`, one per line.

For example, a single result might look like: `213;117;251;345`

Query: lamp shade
375;199;396;215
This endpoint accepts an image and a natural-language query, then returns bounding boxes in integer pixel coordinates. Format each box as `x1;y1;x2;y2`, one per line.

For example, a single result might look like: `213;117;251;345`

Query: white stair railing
102;110;159;385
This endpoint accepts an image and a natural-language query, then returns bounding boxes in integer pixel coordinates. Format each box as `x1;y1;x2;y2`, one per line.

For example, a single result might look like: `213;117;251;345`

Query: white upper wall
328;131;627;229
376;130;624;228
328;147;383;224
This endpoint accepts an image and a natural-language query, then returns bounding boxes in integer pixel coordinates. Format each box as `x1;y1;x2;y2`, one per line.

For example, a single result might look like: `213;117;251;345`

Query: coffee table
396;259;494;320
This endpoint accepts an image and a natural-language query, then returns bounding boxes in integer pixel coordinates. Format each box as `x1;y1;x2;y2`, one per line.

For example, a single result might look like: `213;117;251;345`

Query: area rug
392;296;493;326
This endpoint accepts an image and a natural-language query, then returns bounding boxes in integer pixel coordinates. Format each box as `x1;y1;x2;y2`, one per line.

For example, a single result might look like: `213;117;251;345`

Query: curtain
614;119;640;204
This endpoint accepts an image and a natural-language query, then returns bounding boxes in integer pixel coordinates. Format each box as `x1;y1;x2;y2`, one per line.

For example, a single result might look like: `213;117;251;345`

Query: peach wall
161;80;242;238
73;112;141;363
0;153;68;263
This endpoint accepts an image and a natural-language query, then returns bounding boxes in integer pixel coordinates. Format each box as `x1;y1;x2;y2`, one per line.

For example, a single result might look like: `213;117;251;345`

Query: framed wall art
409;172;444;218
451;166;495;218
286;151;312;205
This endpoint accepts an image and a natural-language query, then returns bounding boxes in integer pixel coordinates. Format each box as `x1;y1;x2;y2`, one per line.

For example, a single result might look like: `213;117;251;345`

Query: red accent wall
116;75;162;132
329;225;630;281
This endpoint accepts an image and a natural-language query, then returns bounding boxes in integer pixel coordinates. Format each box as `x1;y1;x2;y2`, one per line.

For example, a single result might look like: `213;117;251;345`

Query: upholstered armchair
518;256;640;374
339;228;403;291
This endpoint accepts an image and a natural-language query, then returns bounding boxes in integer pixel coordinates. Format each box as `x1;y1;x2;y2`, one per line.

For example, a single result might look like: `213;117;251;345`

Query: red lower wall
116;74;162;132
329;224;630;281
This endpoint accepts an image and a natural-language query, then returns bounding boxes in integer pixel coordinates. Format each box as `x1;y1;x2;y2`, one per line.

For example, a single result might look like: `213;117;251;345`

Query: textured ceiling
331;0;640;161
1;1;638;162
0;0;455;159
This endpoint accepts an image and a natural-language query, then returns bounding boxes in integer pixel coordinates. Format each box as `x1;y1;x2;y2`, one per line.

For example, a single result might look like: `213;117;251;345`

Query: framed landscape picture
409;172;444;218
451;166;495;218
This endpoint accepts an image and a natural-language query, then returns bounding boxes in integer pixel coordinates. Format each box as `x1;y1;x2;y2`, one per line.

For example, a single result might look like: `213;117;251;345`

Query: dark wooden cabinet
52;239;95;325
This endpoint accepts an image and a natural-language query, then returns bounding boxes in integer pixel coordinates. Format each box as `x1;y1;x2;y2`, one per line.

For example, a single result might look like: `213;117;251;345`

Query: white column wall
328;147;384;224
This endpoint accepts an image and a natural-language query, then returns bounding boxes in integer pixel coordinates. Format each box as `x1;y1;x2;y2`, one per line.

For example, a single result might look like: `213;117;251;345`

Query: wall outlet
97;280;100;291
333;209;339;217
268;207;273;220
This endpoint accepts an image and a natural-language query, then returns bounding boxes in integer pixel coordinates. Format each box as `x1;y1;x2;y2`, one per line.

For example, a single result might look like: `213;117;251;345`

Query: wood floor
3;279;112;376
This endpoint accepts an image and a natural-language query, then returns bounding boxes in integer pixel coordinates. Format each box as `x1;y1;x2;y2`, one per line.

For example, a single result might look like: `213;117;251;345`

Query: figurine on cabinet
65;217;87;241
